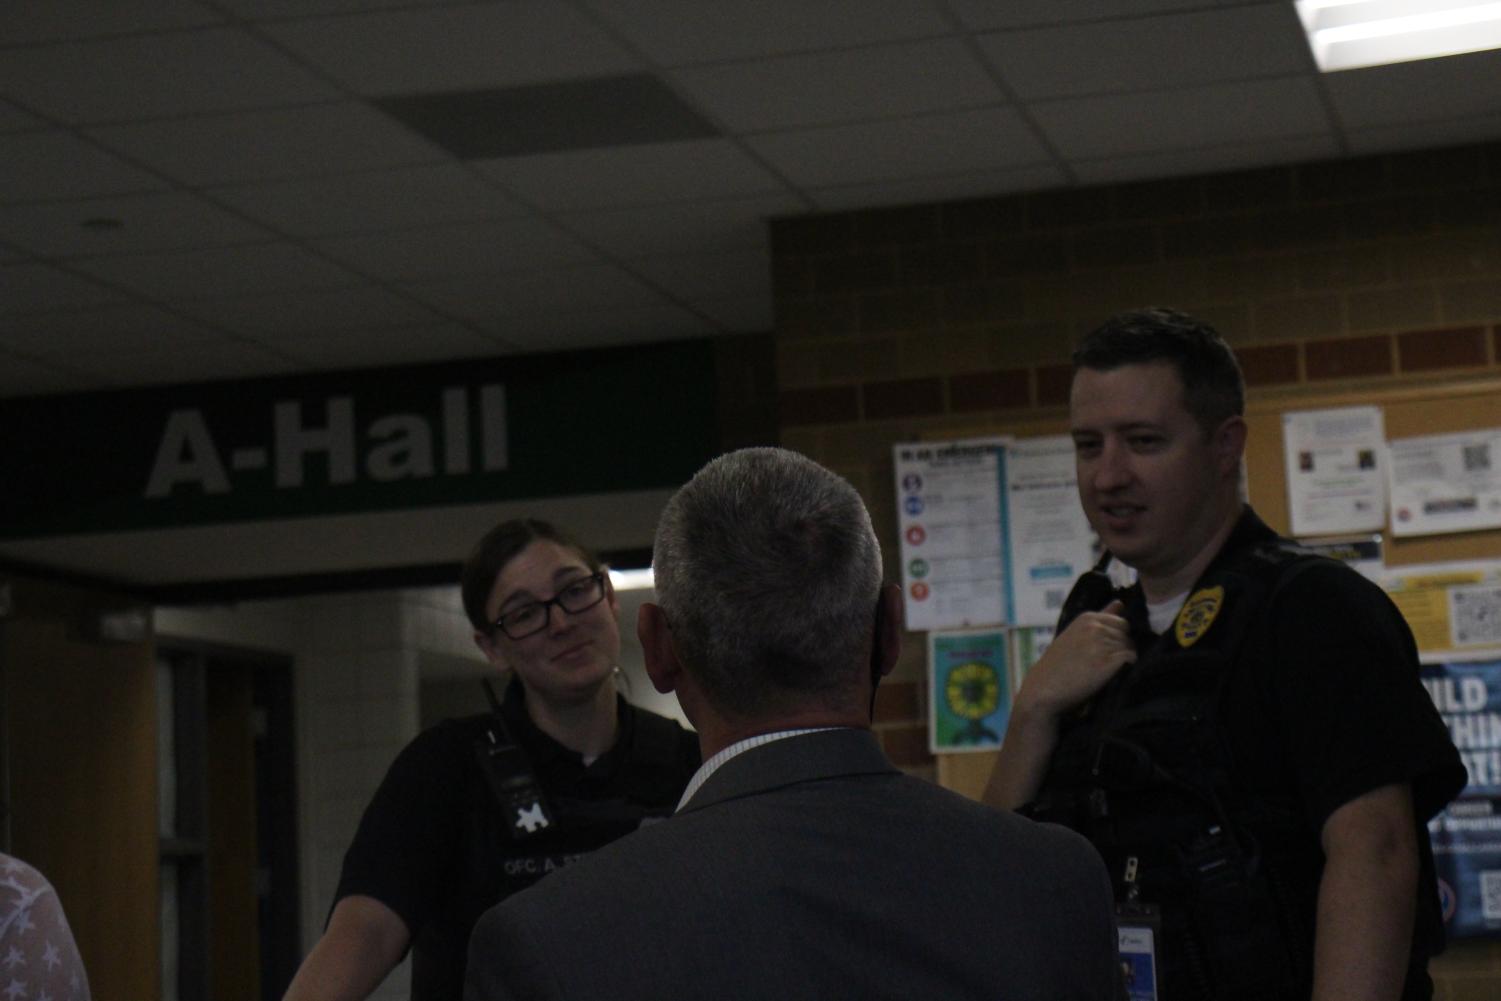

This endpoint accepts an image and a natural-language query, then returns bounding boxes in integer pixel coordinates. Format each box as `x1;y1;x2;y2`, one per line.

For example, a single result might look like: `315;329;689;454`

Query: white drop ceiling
5;0;1501;400
6;1;1501;591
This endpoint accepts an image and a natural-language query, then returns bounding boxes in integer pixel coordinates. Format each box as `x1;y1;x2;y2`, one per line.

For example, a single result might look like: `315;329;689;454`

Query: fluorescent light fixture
608;567;655;591
1297;0;1501;71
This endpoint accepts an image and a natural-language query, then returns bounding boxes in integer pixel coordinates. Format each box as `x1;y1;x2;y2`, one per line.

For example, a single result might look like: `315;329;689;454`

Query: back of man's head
652;447;884;720
1074;306;1245;434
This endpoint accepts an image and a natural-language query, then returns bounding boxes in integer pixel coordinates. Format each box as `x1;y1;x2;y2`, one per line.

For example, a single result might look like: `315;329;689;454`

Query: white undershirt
1146;590;1189;635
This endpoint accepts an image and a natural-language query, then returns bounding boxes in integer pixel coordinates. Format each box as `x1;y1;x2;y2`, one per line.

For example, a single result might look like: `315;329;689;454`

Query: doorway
157;641;300;1001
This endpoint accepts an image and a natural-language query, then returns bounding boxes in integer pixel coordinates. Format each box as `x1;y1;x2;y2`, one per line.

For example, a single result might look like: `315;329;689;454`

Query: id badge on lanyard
1117;855;1161;1001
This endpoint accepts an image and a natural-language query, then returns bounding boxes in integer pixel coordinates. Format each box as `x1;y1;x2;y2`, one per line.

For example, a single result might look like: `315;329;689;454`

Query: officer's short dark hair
461;518;603;632
1073;307;1245;434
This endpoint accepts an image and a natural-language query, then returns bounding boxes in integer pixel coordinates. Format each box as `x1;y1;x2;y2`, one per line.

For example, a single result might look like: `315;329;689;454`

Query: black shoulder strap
1055;549;1121;632
474;679;557;840
1200;542;1330;836
1187;539;1325;708
1222;535;1320;585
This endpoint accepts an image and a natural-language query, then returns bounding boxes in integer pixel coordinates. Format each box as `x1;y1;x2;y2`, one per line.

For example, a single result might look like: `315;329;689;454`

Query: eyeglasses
491;572;608;640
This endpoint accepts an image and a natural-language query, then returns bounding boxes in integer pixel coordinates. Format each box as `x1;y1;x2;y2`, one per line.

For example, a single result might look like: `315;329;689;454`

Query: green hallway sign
0;340;719;539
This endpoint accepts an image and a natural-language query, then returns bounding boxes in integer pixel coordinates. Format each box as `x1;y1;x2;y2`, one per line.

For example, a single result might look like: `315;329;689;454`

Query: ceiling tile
211;165;524;237
0;262;133;315
671;38;1004;132
403;263;673;320
688;295;775;332
261;3;640;94
0;29;341;125
805;164;1068;210
1324;51;1501;130
375;75;718;159
0;101;42;133
490;304;713;352
1071;135;1341;186
948;0;1261;31
474;139;786;211
60;339;298;389
87;103;446;186
0;303;226;356
629;250;771;301
585;0;952;65
261;322;508;369
979;5;1310;100
215;0;457;17
0;191;275;258
557;194;801;258
0;132;167;203
1346;115;1501;157
1033;77;1329;160
72;243;362;300
311;218;599;280
0;0;1493;412
4;1;224;44
747;108;1051;188
170;286;446;337
0;353;95;399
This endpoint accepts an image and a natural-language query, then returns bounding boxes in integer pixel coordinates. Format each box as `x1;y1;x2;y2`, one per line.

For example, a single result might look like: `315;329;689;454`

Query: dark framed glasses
491;572;607;640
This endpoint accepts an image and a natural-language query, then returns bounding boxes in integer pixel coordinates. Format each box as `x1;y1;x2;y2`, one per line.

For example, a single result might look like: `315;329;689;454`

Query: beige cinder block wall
769;142;1501;998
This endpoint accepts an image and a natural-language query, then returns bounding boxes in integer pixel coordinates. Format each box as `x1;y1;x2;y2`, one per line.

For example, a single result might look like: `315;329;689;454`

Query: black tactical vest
1030;532;1325;1000
412;703;692;1001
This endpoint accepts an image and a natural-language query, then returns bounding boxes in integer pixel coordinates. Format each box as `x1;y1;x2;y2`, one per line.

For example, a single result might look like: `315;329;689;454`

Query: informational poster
928;628;1011;753
1381;562;1501;656
1011;625;1055;692
1388;428;1501;537
1421;659;1501;939
1003;435;1097;627
1282;406;1387;537
893;438;1010;632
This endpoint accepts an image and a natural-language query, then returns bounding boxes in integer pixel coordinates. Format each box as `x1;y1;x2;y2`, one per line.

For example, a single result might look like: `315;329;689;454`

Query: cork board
1244;375;1501;568
937;373;1501;800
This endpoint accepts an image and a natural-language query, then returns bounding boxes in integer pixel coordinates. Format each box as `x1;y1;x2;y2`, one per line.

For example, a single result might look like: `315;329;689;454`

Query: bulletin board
935;372;1501;801
1242;375;1501;568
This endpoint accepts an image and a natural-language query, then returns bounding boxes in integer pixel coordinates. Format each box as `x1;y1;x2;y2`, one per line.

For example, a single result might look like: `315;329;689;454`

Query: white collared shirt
675;727;843;812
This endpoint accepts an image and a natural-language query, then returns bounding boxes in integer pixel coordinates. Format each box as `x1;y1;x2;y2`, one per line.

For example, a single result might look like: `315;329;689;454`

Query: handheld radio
474;679;557;840
1056;550;1120;631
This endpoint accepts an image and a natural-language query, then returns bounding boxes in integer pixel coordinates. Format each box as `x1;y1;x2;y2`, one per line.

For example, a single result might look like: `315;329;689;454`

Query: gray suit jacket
465;728;1119;1001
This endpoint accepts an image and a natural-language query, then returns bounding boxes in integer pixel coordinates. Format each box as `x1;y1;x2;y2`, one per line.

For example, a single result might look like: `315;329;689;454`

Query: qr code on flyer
1482;870;1501;921
1449;585;1501;647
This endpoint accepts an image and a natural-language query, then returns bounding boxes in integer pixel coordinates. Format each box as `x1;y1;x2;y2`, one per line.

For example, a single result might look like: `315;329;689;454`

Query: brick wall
770;141;1501;993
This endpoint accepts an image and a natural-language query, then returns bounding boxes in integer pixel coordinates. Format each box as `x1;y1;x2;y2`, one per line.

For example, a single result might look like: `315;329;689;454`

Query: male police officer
985;308;1464;1001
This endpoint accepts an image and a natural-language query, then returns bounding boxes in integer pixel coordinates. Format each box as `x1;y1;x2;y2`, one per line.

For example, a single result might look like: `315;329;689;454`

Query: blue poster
1422;660;1501;939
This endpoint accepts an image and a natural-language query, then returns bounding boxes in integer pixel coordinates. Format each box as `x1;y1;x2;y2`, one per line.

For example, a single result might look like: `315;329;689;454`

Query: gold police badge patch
1174;585;1224;648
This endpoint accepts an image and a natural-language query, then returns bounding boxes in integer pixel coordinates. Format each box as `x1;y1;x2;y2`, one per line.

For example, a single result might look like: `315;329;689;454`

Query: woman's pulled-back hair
460;518;602;633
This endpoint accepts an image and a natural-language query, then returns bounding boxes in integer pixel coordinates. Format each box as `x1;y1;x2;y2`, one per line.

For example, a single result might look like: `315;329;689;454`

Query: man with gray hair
465;447;1120;1001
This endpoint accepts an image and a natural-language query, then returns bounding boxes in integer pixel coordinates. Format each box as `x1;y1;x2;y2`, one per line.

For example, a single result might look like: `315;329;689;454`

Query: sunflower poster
928;628;1011;753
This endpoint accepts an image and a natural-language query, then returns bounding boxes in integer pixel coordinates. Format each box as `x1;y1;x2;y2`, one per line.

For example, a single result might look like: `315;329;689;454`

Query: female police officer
282;519;700;1001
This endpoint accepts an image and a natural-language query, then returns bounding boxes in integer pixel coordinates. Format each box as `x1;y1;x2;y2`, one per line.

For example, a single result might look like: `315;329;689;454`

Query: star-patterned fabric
0;855;89;1001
